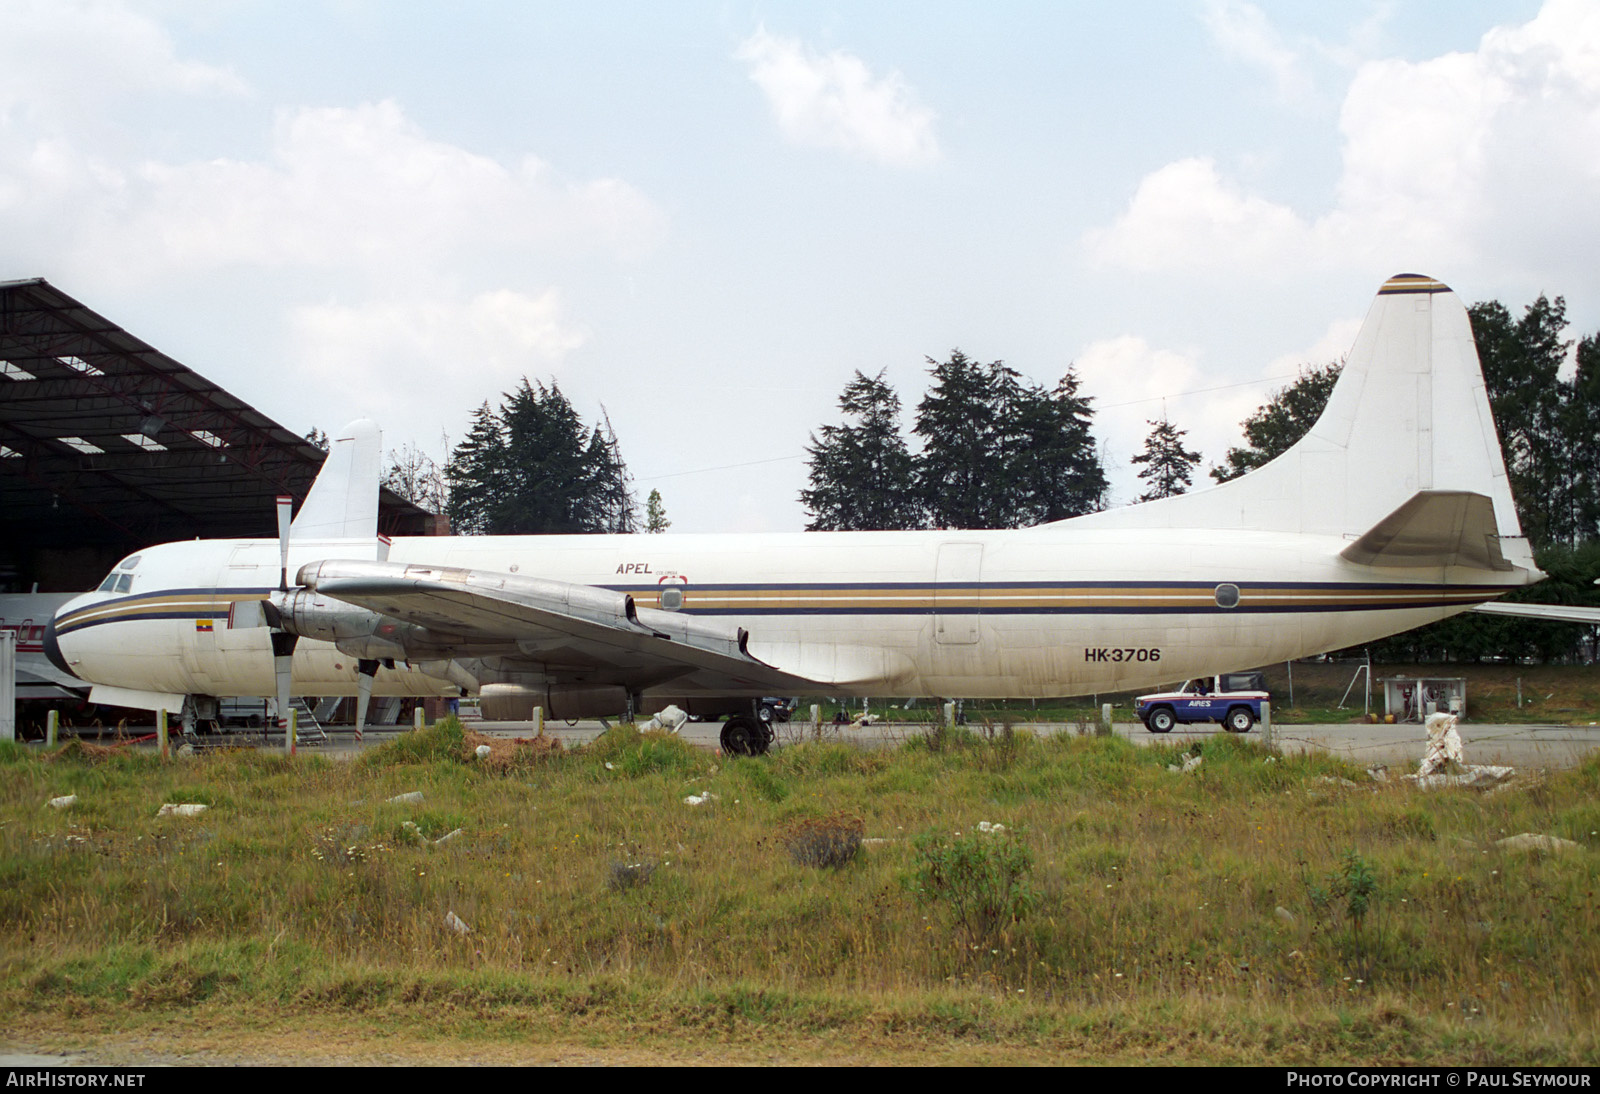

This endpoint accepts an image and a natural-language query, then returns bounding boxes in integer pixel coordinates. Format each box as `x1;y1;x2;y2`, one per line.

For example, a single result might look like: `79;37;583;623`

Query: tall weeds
3;728;1599;1057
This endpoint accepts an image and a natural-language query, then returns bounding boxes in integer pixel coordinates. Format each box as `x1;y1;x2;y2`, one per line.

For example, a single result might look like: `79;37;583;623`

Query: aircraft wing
1470;601;1600;625
295;559;824;693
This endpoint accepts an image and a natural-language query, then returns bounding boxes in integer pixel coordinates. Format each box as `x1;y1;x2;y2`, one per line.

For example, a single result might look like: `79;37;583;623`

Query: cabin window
1214;583;1240;609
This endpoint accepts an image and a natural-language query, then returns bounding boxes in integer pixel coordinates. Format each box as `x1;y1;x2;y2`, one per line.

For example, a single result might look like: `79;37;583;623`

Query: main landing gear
719;712;774;756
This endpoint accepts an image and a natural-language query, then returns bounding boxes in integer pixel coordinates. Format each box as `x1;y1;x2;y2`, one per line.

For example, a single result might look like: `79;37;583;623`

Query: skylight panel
122;433;168;451
193;430;228;448
58;355;104;376
0;446;19;458
58;436;104;455
0;360;36;381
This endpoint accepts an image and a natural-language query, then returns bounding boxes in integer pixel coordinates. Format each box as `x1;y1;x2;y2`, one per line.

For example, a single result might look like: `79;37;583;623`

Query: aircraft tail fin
290;420;382;539
1071;274;1536;575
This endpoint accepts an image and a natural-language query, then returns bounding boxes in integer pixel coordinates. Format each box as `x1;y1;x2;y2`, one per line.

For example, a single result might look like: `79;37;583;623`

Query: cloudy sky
4;0;1596;531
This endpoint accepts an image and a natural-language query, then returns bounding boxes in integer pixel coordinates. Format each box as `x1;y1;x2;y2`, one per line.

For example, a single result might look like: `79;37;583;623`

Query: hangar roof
0;278;436;574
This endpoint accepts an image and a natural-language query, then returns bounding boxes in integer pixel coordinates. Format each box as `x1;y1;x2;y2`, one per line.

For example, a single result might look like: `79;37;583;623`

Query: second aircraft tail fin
291;420;382;540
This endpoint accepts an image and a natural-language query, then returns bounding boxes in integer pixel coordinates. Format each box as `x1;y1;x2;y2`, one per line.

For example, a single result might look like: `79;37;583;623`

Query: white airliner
45;275;1549;753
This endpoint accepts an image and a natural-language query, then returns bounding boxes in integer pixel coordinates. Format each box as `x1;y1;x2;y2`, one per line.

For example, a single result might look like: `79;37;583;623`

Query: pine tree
1010;368;1108;523
913;351;1015;528
1572;333;1600;544
1470;296;1572;547
801;370;924;530
1131;414;1202;501
912;353;1105;528
645;489;671;533
445;402;511;535
1210;362;1342;483
445;380;637;534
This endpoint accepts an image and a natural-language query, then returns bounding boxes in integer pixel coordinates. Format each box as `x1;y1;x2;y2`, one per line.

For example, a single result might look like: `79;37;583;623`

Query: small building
1379;676;1467;722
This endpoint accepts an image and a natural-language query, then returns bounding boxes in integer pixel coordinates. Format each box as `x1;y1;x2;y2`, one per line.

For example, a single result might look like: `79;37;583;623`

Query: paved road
461;716;1600;771
38;716;1600;770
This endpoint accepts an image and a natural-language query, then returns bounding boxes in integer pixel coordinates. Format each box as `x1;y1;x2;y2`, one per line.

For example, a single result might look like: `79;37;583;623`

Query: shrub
607;860;657;891
782;813;865;869
910;827;1037;946
359;717;465;766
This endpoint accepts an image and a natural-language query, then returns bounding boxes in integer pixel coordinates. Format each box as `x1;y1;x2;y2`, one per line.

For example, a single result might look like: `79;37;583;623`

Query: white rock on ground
1496;833;1582;853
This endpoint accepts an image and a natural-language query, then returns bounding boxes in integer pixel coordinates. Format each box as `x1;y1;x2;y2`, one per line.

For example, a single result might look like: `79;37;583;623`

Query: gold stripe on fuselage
55;591;269;634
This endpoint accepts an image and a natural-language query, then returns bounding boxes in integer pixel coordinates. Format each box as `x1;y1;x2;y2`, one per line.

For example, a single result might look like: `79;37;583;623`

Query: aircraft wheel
720;715;767;756
1225;707;1255;733
1146;707;1175;734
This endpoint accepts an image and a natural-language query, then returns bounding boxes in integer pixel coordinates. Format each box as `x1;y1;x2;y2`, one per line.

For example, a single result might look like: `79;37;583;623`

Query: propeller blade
354;658;378;741
271;630;298;740
276;495;293;591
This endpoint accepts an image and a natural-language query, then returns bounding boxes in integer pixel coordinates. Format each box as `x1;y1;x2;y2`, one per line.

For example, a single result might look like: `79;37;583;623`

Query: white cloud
1201;0;1314;100
111;101;665;279
1085;157;1313;272
288;289;588;450
1072;330;1358;504
1262;316;1364;377
0;0;245;125
735;28;940;167
1090;0;1600;285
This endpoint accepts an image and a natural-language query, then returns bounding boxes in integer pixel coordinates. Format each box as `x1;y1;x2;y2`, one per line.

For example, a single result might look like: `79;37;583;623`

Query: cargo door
934;543;983;646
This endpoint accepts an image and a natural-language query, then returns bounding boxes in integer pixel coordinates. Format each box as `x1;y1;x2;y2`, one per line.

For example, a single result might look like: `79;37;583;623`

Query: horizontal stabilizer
88;685;185;714
1471;601;1600;624
1339;491;1511;570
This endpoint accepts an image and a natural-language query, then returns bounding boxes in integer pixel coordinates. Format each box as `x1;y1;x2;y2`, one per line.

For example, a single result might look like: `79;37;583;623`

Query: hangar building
0;278;440;595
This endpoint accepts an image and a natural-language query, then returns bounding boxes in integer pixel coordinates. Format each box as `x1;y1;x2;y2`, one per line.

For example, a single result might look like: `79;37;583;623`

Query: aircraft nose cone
43;612;79;681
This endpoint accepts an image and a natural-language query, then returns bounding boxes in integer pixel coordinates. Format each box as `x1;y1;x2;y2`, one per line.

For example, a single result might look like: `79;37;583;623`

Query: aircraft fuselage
51;525;1518;704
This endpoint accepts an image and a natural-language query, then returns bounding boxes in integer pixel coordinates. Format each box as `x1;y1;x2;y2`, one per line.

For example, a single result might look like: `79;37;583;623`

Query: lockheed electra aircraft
46;275;1545;754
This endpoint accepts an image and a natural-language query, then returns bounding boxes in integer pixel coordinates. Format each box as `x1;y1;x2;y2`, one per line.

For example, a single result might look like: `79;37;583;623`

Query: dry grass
2;720;1599;1063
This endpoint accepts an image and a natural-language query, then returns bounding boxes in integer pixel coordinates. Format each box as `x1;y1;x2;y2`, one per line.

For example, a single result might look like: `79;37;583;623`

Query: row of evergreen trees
799;354;1108;530
386;294;1600;550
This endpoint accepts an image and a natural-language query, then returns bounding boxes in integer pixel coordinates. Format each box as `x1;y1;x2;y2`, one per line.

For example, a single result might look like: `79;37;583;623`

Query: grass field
3;717;1599;1065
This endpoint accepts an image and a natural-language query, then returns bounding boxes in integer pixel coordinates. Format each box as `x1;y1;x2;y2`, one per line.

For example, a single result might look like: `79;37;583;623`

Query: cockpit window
98;570;137;594
119;555;141;570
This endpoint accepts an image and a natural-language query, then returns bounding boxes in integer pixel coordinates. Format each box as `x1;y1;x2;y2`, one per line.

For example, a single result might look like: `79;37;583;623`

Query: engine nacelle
476;685;756;723
267;590;417;660
479;683;632;722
